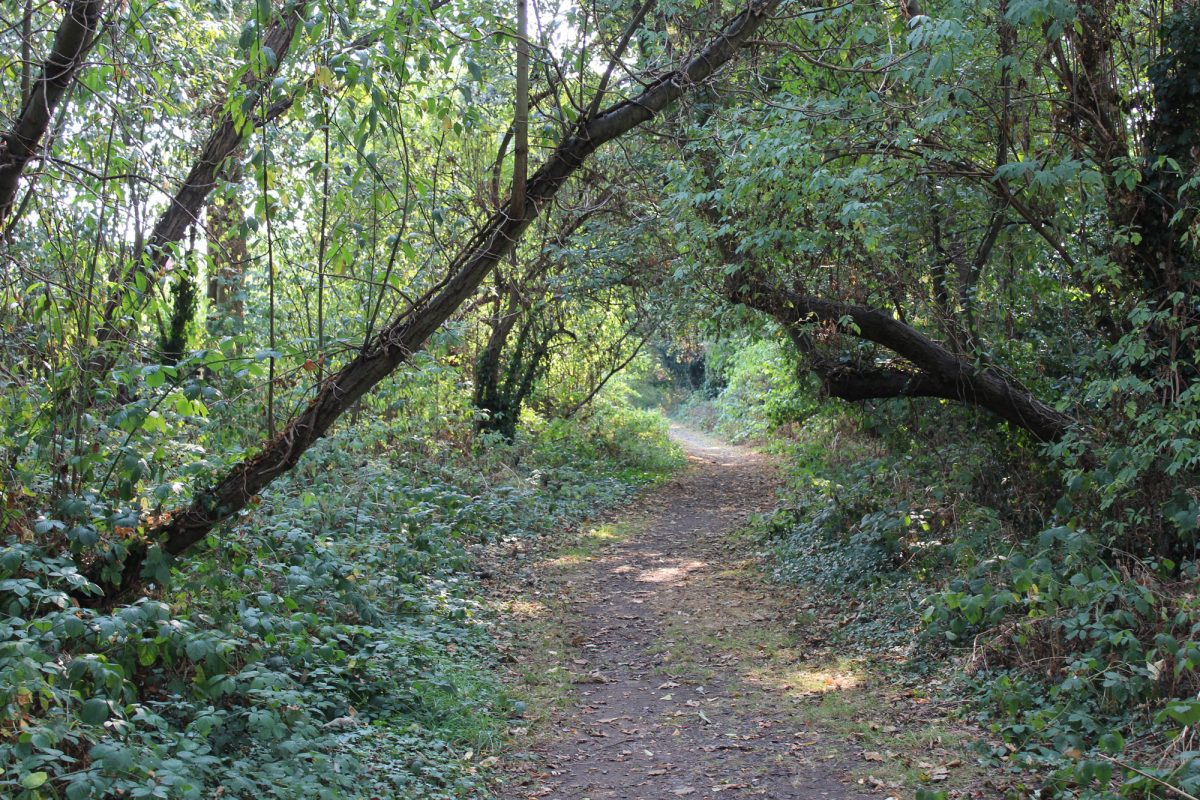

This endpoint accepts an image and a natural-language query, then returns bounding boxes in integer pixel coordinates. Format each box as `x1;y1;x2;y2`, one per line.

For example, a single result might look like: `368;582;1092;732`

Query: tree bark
730;279;1074;442
205;166;247;337
472;199;608;435
0;0;105;229
95;0;310;344
473;284;523;436
691;142;1072;443
86;0;779;602
512;0;529;218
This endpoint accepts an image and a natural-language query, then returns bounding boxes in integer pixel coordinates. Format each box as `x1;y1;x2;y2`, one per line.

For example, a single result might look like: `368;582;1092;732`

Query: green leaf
238;20;257;50
81;697;110;725
1165;699;1200;726
21;771;49;789
142;545;172;586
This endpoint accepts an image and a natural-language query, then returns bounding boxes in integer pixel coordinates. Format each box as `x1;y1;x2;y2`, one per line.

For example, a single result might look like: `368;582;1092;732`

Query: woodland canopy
2;0;1200;796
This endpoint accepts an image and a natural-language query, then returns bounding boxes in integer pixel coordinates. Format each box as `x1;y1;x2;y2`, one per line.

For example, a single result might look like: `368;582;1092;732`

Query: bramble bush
0;393;680;799
701;304;1200;798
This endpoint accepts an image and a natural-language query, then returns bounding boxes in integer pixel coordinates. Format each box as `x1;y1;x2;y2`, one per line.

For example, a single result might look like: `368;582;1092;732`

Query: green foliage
1037;298;1200;558
706;325;1200;797
0;401;678;798
5;0;1200;794
526;399;683;483
1146;6;1200;204
161;267;200;365
680;336;815;442
742;401;1011;652
924;525;1200;797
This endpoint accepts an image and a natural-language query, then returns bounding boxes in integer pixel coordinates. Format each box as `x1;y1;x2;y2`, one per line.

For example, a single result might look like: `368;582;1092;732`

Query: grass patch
548;520;635;563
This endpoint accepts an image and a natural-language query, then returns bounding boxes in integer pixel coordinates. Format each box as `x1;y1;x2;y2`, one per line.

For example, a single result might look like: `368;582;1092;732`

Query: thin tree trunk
94;0;310;346
473;284;523;434
0;0;105;230
512;0;529;218
20;0;33;99
205;165;247;337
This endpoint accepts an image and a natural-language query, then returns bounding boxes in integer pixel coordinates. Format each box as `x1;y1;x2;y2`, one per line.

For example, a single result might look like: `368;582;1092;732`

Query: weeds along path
496;425;875;799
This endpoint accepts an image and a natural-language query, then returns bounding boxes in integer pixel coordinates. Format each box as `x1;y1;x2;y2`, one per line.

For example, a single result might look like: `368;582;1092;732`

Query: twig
1098;753;1200;800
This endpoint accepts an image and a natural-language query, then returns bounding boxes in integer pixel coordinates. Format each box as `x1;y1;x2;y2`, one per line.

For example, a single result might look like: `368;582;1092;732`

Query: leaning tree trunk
85;0;781;603
0;0;106;229
732;280;1074;442
93;0;310;350
688;142;1073;442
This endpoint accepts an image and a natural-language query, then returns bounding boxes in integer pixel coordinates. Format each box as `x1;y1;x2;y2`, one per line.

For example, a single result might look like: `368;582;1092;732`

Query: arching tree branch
730;278;1075;442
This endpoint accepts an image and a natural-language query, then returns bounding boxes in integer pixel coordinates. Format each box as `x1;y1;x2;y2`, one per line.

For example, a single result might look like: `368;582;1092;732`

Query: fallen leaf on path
573;671;612;684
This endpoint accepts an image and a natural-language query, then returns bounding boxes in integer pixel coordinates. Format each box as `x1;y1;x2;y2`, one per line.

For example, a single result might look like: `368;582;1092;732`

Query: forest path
495;425;877;800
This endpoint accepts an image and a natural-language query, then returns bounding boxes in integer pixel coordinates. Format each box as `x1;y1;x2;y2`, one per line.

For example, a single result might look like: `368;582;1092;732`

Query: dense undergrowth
0;394;680;799
678;335;1200;800
5;0;1199;797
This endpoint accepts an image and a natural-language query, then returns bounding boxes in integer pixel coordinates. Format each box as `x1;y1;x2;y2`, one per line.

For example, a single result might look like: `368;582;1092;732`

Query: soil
495;426;881;799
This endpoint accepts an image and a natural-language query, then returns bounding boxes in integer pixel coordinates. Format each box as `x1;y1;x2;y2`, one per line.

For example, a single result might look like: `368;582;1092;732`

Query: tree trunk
473;285;523;436
472;200;610;437
690;139;1072;442
512;0;529;218
94;0;309;347
205;168;247;337
1064;1;1197;304
160;225;199;363
0;0;105;230
731;279;1074;442
495;313;558;437
85;0;780;602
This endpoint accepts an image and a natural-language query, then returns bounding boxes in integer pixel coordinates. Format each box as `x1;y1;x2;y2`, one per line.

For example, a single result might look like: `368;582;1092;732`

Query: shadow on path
498;425;874;799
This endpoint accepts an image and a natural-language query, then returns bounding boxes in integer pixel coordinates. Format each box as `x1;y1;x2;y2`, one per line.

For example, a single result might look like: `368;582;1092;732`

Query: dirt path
497;426;877;799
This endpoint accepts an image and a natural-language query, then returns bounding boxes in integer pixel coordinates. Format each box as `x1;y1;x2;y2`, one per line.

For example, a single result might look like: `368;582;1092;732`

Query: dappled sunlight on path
498;426;875;800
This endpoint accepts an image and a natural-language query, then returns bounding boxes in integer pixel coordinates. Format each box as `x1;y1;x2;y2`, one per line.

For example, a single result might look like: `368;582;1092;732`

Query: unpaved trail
498;425;875;800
